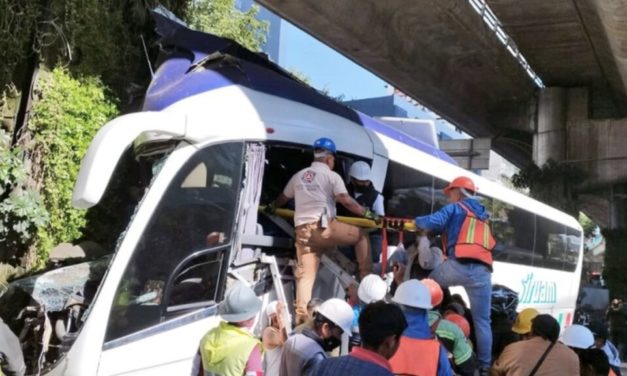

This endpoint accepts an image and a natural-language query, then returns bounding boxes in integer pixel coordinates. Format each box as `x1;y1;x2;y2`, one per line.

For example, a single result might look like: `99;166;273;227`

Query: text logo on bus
520;273;557;305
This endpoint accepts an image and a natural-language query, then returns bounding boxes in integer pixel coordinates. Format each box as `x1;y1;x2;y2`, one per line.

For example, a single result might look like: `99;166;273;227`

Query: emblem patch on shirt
301;170;316;183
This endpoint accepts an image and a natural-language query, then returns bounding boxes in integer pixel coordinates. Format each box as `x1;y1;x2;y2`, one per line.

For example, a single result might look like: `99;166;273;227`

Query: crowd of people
185;136;618;376
198;278;623;376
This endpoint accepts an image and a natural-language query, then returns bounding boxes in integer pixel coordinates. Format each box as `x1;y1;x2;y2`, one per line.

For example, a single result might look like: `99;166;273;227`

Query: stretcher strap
380;228;388;278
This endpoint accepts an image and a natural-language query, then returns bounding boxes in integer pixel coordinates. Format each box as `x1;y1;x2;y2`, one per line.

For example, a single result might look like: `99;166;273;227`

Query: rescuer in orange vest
389;279;453;376
414;176;495;374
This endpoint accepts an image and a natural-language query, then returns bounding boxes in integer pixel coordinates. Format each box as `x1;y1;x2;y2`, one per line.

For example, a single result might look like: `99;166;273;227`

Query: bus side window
104;142;244;343
535;217;577;272
383;161;435;219
482;196;535;265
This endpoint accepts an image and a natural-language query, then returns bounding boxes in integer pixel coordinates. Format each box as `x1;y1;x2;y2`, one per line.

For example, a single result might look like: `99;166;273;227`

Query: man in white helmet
279;298;354;376
389;280;452;376
348;274;388;349
338;161;385;265
198;281;263;376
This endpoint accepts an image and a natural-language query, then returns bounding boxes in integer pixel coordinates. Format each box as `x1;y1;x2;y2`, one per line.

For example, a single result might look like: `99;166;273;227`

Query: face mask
322;335;342;351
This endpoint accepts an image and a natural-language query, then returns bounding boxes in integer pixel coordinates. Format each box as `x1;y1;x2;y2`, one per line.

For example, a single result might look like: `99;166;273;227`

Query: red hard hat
443;176;476;194
420;278;443;307
445;313;471;338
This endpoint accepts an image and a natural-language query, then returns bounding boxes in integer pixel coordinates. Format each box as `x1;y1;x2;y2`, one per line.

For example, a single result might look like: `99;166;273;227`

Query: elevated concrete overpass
257;0;627;227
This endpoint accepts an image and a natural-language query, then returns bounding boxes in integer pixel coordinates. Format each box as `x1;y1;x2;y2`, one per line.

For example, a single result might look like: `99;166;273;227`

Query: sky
277;22;389;101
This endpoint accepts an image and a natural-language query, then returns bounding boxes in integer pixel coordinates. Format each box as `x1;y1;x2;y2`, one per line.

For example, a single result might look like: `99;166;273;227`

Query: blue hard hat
313;137;336;154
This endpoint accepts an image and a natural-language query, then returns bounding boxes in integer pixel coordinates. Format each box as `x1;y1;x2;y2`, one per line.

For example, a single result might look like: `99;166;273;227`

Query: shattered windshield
0;145;173;374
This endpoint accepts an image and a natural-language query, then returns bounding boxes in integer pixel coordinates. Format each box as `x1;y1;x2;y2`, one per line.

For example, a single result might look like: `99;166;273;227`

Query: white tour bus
0;14;583;375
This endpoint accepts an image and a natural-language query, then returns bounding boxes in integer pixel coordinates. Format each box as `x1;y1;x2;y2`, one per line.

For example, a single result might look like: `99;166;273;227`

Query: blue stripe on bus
144;15;458;166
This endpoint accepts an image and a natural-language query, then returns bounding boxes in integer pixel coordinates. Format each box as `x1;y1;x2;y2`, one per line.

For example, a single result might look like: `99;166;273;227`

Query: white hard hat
358;274;387;304
392;279;432;309
560;324;594;349
218;281;262;322
349;161;371;181
317;298;355;334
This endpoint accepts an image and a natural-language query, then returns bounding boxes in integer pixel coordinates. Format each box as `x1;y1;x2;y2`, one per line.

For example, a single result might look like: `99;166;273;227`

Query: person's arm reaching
415;204;456;232
272;193;291;210
266;177;295;213
336;193;366;217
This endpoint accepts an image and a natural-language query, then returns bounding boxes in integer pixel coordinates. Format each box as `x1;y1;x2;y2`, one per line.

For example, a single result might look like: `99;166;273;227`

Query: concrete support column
533;87;567;166
609;184;627;230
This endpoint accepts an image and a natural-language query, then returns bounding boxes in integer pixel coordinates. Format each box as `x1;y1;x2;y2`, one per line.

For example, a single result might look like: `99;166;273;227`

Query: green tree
28;68;118;260
511;159;585;216
0;128;48;264
185;0;268;51
1;0;270;269
578;212;597;239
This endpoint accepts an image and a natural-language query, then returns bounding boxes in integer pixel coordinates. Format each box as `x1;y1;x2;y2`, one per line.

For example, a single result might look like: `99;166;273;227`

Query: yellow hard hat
512;308;540;334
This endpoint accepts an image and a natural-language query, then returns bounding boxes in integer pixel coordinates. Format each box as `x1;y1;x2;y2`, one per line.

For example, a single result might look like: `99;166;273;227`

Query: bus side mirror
72;111;186;209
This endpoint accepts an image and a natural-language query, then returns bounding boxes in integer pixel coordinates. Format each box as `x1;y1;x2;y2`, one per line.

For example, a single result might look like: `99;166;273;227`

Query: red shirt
350;346;392;372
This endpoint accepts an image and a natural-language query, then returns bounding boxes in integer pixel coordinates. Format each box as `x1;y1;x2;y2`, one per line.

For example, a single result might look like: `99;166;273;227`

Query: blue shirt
414;198;488;258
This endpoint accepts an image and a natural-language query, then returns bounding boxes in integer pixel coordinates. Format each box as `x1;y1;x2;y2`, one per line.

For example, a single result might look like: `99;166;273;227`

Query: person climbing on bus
413;175;496;374
337;161;385;266
266;137;380;324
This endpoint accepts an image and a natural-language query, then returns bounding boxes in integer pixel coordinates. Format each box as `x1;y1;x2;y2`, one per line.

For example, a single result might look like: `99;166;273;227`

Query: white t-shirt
283;162;348;226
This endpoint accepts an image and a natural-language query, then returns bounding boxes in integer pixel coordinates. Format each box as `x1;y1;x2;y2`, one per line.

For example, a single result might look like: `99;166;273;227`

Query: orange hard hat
445;313;471;338
443;176;476;194
420;278;443;307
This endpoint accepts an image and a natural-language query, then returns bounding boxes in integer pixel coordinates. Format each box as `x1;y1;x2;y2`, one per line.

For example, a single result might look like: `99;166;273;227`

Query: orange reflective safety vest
445;202;496;266
389;336;440;376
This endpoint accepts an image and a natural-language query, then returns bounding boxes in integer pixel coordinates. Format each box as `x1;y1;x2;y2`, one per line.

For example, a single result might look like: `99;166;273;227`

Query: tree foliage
578;212;597;239
28;68;118;258
0;0;269;269
185;0;268;51
0;129;48;263
511;159;585;216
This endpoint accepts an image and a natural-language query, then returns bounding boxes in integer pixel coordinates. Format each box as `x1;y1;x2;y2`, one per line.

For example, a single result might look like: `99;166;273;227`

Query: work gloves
264;203;276;215
364;209;382;225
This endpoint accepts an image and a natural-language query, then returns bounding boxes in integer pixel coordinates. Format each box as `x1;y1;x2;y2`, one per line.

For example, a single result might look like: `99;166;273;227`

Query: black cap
531;314;560;342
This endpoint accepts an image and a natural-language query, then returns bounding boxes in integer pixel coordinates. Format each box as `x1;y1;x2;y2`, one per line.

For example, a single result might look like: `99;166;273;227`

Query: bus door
95;141;263;375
